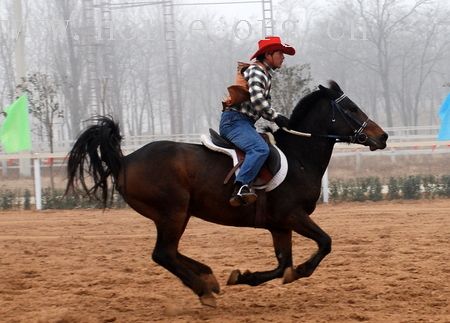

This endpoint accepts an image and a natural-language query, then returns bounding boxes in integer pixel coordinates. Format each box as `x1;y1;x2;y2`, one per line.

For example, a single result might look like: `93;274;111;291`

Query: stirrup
229;185;257;207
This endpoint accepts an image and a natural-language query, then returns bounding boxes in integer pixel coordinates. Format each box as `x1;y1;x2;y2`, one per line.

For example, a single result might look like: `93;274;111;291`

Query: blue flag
438;94;450;140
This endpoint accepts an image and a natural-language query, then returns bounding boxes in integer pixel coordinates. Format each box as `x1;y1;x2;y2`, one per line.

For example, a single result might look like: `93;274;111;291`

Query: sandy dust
0;200;449;323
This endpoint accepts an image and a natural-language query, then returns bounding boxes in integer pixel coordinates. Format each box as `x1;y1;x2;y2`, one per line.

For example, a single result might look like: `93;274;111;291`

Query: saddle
201;129;288;191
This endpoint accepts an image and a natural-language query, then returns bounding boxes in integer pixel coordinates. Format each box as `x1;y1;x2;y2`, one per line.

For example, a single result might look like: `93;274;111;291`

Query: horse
66;81;388;307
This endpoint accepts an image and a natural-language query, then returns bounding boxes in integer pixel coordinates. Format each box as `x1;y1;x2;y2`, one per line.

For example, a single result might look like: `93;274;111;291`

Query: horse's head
289;81;388;151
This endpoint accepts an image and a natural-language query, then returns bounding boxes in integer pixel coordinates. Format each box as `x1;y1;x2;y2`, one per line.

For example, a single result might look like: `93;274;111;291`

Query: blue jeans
219;111;269;185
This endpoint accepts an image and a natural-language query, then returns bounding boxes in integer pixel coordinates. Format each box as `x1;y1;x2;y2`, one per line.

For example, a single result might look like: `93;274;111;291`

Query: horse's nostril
381;133;389;141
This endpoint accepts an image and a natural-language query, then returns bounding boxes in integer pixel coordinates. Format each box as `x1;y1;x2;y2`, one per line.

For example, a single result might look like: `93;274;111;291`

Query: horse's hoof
200;294;217;308
211;281;221;294
201;273;221;294
282;267;296;284
226;269;241;285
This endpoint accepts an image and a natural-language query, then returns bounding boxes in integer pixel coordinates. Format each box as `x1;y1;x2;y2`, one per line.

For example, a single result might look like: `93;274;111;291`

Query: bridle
282;93;370;144
331;94;370;144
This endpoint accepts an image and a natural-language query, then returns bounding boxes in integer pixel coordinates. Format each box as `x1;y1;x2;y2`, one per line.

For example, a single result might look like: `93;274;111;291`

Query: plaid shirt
237;62;279;122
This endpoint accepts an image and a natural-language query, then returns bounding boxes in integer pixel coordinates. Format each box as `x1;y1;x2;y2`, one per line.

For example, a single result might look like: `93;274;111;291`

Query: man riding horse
66;35;388;307
220;36;295;207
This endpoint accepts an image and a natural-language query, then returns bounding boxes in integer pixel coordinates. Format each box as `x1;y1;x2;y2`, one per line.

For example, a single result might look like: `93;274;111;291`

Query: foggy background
1;0;449;153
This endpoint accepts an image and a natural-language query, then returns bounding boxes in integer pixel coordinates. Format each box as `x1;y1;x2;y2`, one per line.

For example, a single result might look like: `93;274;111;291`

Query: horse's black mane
289;90;325;125
289;81;342;126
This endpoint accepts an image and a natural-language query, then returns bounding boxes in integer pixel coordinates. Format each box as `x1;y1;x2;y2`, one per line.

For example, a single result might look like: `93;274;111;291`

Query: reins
281;93;370;144
281;127;354;142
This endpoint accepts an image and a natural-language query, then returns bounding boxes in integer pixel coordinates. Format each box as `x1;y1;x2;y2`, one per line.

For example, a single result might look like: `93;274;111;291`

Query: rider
220;36;296;207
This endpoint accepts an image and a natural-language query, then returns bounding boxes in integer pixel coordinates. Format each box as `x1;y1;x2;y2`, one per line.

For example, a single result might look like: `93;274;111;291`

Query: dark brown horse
66;81;388;307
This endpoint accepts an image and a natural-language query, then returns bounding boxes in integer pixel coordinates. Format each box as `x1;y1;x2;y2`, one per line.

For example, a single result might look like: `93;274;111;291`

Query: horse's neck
276;131;335;178
278;96;336;177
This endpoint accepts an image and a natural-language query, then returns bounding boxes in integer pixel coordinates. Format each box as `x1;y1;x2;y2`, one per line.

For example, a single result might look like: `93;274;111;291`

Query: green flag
0;95;31;153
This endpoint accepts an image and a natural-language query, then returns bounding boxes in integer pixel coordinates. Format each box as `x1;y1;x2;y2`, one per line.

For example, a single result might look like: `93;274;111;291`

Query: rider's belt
222;105;241;112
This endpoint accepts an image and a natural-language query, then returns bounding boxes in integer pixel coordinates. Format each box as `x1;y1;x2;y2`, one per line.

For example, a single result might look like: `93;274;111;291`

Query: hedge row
0;175;449;209
0;188;127;210
329;175;450;202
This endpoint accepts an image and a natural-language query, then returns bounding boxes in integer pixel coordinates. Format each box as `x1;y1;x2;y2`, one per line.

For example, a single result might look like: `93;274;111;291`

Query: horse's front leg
152;219;220;307
283;215;332;284
227;229;292;286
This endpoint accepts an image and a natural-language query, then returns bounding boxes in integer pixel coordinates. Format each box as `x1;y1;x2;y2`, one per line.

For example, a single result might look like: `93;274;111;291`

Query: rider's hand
274;115;290;129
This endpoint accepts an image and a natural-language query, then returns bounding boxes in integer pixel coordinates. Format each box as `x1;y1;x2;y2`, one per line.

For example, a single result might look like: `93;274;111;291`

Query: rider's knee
256;143;270;157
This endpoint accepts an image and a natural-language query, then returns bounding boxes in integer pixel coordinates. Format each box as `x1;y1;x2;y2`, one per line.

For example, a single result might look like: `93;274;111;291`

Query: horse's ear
328;80;343;93
318;84;331;97
318;84;331;98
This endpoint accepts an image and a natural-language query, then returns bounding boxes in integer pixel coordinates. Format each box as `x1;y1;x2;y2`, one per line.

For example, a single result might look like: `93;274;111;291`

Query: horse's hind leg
152;219;219;307
283;215;332;284
227;229;293;286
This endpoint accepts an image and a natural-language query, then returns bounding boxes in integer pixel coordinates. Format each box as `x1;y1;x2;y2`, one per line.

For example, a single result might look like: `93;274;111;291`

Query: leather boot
229;182;257;207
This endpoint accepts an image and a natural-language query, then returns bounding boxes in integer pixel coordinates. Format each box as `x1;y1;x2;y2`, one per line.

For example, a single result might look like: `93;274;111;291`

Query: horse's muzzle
369;132;388;151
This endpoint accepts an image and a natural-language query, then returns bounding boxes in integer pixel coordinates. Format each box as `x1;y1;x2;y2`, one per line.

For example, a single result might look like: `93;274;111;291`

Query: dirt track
0;200;449;323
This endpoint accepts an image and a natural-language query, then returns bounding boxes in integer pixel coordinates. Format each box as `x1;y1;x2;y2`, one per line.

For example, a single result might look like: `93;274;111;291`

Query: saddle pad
209;128;280;174
200;134;288;191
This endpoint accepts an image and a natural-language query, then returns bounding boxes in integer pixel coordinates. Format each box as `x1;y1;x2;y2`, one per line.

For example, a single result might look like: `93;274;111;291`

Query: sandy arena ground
0;200;449;323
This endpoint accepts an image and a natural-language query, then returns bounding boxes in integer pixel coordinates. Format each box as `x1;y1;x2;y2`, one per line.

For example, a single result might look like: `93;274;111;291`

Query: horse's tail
65;116;124;207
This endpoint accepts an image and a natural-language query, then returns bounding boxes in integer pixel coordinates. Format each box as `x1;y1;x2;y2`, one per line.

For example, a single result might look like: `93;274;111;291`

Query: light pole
13;0;31;177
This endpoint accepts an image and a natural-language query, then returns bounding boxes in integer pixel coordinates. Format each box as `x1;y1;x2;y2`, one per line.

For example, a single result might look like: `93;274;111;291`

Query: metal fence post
33;158;42;210
322;168;329;203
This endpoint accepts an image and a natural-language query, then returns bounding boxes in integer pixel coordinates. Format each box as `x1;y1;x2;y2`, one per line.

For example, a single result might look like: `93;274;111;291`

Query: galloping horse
66;81;388;307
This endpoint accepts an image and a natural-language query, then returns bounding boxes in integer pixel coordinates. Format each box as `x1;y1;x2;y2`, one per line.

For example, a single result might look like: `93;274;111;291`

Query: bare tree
306;0;449;127
178;12;248;133
355;0;431;126
17;73;63;190
107;8;166;137
394;6;450;126
271;63;313;116
3;0;449;141
0;2;17;106
54;0;85;138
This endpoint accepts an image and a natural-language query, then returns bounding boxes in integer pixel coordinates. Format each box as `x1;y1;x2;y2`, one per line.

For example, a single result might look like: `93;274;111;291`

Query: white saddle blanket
200;134;288;191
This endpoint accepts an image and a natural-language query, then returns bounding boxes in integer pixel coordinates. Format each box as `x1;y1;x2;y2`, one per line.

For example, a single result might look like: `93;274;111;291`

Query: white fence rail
1;126;449;209
8;125;444;154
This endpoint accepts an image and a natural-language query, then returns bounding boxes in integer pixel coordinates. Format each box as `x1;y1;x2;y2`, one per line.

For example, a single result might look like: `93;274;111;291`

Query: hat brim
250;43;296;60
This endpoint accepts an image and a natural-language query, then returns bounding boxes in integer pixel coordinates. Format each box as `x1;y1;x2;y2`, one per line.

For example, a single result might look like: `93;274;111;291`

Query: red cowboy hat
250;36;296;60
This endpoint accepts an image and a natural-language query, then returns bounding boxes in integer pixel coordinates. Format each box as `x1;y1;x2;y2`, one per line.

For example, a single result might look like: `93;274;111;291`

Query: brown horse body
66;81;388;307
